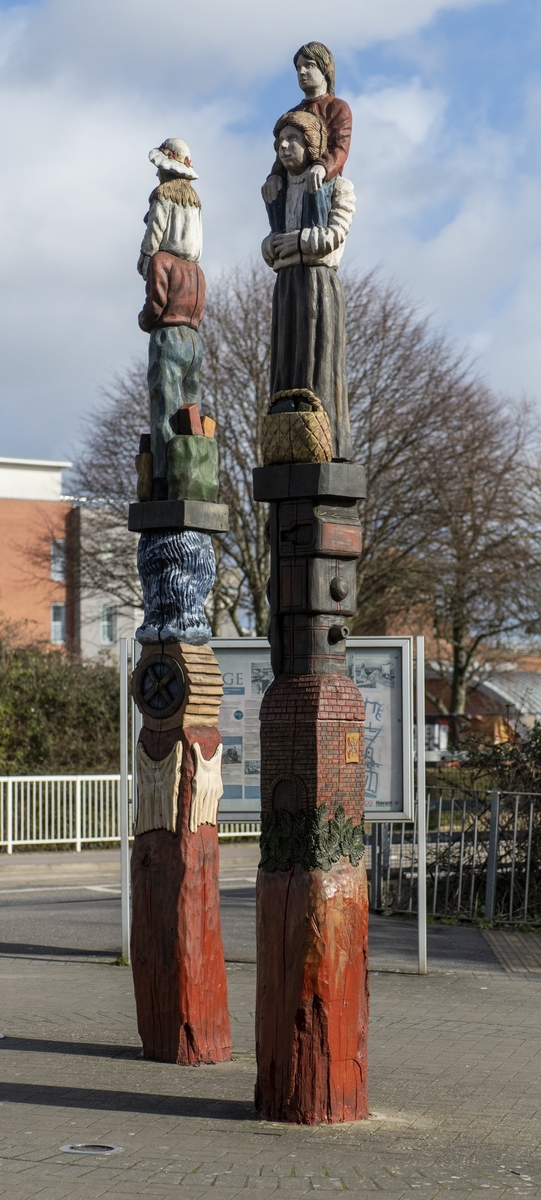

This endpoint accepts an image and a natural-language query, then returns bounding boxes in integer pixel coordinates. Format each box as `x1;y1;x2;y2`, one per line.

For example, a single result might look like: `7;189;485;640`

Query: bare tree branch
68;263;541;700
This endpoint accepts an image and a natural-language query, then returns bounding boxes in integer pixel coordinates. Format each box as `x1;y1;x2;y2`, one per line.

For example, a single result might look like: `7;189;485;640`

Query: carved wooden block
131;642;223;730
128;499;229;533
173;403;204;435
253;462;366;502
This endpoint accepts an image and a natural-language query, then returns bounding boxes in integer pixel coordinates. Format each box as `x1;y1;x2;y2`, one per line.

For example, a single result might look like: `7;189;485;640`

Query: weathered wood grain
130;724;231;1065
255;859;369;1123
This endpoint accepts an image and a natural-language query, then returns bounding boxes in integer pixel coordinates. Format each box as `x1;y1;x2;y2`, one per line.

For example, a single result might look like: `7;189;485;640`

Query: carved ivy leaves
259;804;365;873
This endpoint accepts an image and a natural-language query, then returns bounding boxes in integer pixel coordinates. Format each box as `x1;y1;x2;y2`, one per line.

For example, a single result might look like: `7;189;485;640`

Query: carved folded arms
261;177;356;270
299;178;355;257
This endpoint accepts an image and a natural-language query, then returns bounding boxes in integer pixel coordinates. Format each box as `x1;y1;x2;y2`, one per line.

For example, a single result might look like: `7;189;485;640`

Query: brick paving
1;850;541;1197
482;930;541;974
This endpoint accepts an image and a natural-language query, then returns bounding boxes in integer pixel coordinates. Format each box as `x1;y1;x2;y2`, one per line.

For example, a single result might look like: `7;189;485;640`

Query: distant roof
0;456;72;469
480;672;541;716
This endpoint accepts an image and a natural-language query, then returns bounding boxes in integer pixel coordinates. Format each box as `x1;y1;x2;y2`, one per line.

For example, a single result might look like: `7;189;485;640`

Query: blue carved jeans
147;324;203;481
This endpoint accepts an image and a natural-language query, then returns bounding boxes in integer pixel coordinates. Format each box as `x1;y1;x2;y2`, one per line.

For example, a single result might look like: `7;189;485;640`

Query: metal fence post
370;824;382;911
75;776;82;853
485;790;500;922
131;639;142;828
119;639;131;964
7;778;13;855
416;636;428;974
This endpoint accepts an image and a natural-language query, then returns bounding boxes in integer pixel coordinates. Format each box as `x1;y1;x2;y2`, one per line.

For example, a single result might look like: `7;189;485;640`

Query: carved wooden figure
255;62;369;1123
129;138;231;1066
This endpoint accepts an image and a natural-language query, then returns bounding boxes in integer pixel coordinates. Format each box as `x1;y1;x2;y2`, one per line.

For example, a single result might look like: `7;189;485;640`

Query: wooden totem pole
254;43;369;1123
127;137;231;1064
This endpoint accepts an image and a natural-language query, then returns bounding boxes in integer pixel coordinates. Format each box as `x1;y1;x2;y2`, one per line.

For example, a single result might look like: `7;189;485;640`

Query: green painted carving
259;803;365;872
167;434;219;502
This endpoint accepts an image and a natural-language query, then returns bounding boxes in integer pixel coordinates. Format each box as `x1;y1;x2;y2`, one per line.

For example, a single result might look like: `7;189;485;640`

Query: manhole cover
60;1144;123;1155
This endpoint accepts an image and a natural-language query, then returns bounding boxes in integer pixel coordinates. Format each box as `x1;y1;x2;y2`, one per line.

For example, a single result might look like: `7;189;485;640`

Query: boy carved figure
262;41;352;202
138;138;205;498
262;110;355;461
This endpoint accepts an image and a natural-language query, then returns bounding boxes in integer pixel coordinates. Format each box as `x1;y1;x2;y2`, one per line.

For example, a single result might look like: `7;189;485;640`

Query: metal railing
2;776;539;923
0;775;260;853
369;788;541;924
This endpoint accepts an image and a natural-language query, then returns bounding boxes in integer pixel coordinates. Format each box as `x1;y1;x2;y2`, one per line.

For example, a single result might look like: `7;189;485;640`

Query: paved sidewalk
482;930;541;975
1;851;541;1198
2;957;541;1198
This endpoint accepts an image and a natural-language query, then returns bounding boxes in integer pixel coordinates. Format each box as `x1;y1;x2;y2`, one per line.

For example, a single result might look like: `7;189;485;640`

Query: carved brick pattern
260;673;365;824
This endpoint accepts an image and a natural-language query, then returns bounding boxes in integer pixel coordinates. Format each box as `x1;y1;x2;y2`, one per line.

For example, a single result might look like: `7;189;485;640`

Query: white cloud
343;77;541;398
0;66;270;458
2;0;505;95
356;79;446;146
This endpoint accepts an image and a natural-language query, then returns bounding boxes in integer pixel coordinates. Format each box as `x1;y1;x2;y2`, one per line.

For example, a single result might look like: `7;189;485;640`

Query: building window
101;604;117;645
50;539;66;582
51;603;66;645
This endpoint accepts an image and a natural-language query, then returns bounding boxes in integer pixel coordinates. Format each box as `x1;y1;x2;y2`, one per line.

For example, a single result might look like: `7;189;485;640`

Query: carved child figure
261;41;352;202
138;139;206;498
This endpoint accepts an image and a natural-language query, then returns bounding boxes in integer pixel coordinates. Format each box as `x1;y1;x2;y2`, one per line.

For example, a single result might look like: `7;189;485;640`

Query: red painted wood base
255;859;369;1123
130;725;232;1065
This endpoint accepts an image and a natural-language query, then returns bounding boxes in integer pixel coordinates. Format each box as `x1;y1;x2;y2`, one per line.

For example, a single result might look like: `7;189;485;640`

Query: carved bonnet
149;137;199;180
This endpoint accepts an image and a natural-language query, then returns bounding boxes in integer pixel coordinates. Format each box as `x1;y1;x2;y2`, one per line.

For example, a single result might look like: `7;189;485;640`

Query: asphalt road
0;883;257;964
0;848;502;973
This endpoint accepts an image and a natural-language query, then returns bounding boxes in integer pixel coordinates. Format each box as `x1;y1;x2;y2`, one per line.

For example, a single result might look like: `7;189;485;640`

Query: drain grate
60;1144;123;1155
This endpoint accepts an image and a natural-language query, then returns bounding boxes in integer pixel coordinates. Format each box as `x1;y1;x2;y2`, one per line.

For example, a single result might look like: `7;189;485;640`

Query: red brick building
0;457;140;657
0;457;72;646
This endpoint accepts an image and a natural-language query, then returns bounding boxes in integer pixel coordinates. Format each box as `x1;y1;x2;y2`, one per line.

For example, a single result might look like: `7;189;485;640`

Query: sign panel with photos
211;637;414;822
346;638;414;821
211;643;274;817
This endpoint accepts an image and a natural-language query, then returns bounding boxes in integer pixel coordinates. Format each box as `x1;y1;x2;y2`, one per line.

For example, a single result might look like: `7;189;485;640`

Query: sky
1;0;540;463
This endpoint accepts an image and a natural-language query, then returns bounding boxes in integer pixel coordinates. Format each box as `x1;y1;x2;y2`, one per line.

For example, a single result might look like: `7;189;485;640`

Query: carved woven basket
262;391;332;465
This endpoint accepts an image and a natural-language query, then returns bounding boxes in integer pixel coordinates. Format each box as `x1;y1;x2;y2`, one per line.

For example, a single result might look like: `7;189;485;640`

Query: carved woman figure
261;111;356;461
262;41;352;202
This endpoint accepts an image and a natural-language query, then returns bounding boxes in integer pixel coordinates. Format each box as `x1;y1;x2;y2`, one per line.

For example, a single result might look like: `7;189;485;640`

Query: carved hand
261;176;283;203
272;231;300;258
305;164;326;193
137;252;150;280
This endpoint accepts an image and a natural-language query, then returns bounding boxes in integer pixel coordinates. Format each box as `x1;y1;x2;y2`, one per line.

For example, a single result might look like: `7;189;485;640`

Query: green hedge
0;628;119;775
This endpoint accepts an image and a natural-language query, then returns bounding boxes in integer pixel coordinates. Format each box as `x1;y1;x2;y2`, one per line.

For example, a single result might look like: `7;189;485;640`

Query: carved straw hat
149;138;198;180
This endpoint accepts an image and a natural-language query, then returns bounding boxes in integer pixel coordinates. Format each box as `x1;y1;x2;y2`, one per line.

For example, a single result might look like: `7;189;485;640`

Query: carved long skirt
270;264;352;462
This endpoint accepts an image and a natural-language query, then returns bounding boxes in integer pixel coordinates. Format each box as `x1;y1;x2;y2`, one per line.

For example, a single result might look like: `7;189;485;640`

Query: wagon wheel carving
134;653;186;720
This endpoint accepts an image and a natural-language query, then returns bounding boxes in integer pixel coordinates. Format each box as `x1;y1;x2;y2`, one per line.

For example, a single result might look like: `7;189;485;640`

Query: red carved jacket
138;252;206;332
270;95;352;182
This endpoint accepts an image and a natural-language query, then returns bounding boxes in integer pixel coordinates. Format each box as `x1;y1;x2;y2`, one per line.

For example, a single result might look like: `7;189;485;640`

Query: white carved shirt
284;169;309;232
139;197;202;277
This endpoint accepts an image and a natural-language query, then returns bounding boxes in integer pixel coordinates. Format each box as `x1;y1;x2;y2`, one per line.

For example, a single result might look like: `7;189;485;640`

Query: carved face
277;124;308;174
295;53;326;96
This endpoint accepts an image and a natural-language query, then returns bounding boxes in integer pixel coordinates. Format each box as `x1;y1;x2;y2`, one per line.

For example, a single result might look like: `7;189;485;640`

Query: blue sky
0;0;540;463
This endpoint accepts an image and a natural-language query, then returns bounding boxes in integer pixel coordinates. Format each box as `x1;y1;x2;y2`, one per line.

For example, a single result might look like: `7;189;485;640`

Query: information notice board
212;636;414;822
